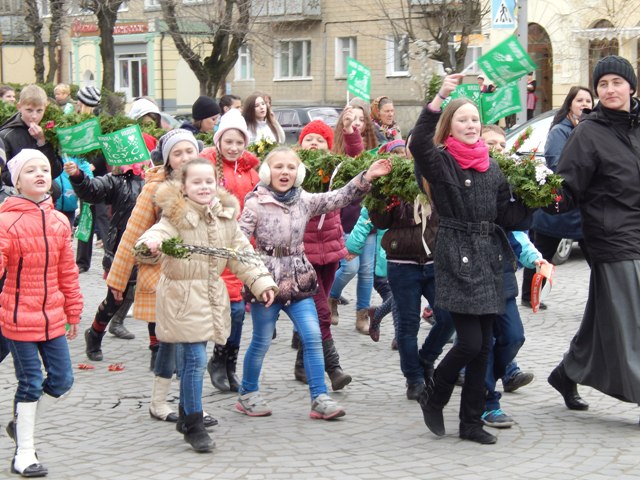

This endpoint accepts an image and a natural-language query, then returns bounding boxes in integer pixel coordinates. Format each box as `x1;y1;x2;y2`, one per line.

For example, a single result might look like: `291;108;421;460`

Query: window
0;0;21;14
115;53;148;101
39;0;49;16
335;37;357;78
144;0;161;9
386;35;409;77
448;36;482;74
235;44;253;80
276;40;311;80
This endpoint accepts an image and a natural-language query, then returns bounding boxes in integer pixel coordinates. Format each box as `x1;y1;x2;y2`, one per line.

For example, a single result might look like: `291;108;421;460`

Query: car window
505;111;555;157
308;108;340;127
276;110;300;127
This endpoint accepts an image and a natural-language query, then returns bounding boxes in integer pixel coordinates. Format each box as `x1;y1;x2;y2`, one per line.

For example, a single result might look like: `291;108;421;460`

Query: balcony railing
252;0;321;22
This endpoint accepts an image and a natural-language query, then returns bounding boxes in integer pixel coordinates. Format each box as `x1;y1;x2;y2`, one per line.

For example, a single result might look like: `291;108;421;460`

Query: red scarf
444;136;490;172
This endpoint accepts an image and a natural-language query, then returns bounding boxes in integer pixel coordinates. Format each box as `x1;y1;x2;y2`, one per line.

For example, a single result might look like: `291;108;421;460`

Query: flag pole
516;0;529;125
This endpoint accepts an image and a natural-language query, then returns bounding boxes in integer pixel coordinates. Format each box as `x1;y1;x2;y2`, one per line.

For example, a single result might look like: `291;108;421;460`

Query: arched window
588;20;619;88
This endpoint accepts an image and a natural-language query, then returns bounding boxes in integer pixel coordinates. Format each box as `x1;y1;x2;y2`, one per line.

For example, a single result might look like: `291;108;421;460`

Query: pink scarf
444;136;490;172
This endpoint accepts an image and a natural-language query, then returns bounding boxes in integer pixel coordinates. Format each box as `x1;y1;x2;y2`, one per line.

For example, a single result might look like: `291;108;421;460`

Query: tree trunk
24;0;45;83
46;0;67;84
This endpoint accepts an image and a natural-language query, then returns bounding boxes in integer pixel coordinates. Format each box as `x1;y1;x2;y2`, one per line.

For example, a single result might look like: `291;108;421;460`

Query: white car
505;110;576;265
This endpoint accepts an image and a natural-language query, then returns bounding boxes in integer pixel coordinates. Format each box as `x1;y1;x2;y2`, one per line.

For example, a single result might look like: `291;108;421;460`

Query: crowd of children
3;56;638;473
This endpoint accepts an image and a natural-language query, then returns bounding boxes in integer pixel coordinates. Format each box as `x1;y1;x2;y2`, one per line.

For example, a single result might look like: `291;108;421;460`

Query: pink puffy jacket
0;196;83;341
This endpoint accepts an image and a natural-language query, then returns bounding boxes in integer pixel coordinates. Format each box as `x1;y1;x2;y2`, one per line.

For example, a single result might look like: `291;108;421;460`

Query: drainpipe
160;31;165;111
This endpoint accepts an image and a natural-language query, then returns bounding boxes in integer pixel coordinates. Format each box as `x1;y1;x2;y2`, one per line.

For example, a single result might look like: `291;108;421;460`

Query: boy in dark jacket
0;85;62;187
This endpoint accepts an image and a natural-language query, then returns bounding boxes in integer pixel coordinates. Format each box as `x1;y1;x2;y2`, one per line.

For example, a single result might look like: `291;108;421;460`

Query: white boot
149;376;178;422
12;401;48;477
36;393;60;421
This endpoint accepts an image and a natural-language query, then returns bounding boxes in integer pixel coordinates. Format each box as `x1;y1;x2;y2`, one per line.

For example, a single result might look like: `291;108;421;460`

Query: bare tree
23;0;45;83
376;0;488;72
46;0;67;83
161;0;252;97
82;0;125;91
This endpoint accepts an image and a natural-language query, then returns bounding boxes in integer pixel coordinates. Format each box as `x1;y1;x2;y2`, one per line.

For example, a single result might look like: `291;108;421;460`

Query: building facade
1;1;638;130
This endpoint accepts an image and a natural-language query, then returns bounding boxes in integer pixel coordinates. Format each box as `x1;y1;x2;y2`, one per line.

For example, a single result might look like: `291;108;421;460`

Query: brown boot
328;297;339;325
294;345;308;384
355;309;369;335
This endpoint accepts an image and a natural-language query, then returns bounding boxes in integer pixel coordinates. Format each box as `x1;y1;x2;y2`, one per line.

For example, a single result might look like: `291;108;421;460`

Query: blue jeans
387;262;454;385
502;361;520;384
241;298;327;400
226;300;246;347
8;335;74;403
485;297;525;411
330;233;376;310
154;341;177;379
179;342;208;415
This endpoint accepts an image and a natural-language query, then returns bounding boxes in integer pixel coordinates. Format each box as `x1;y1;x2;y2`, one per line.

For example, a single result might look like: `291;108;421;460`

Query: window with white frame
386;35;409;77
144;0;161;9
276;40;311;80
235;44;253;81
335;37;357;78
0;0;21;14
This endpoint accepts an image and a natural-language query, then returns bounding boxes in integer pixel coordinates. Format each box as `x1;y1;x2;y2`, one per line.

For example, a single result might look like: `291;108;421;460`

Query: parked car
273;106;342;144
505;109;576;265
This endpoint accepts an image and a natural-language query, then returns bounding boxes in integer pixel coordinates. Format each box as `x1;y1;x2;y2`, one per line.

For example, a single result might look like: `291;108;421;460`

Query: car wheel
552;238;573;265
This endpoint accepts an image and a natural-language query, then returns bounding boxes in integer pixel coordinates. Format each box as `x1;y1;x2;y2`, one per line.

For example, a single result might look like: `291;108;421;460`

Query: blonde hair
18;84;48;106
433;98;479;146
181;158;216;185
481;124;506;137
264;146;300;166
54;83;71;96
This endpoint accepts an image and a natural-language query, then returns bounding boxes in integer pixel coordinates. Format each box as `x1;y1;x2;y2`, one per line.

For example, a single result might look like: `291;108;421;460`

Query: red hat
299;120;334;150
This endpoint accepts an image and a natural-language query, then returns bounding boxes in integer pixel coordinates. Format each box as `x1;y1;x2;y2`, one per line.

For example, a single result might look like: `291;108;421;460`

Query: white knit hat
128;98;160;121
213;108;250;146
8;149;49;187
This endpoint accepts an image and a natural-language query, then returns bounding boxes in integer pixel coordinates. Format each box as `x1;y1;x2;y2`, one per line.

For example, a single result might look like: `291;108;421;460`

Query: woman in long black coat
546;55;640;414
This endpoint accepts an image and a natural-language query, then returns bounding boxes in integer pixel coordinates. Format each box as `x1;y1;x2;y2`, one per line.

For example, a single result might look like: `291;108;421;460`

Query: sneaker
310;394;345;420
482;409;515;428
235;391;272;417
503;371;535;393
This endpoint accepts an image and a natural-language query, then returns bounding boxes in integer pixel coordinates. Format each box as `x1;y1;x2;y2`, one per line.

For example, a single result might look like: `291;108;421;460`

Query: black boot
84;327;105;361
459;374;497;444
207;344;230;391
225;345;241;392
291;331;300;350
548;362;589;411
417;371;455;437
322;339;352;391
294;344;308;384
183;411;215;453
176;405;185;434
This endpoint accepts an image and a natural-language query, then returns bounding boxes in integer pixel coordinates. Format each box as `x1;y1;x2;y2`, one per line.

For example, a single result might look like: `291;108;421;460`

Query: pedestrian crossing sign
492;0;515;29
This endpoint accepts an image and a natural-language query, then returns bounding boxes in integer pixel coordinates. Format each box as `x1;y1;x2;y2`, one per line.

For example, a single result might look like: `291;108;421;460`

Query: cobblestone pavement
1;247;639;479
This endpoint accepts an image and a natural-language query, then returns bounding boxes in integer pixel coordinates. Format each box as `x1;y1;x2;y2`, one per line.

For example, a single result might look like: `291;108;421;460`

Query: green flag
74;202;93;242
346;57;371;101
56;118;101;155
98;124;151;166
481;80;522;124
442;84;483;120
477;35;537;86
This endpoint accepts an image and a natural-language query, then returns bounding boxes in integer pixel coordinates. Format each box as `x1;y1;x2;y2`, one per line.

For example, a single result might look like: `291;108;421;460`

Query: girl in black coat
410;74;529;445
64;160;145;359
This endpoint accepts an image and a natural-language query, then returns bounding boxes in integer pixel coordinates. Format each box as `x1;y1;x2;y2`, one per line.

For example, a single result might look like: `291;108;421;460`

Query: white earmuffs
259;161;306;187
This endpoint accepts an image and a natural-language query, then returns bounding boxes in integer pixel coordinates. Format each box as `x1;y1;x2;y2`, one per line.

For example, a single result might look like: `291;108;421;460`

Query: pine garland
134;237;263;265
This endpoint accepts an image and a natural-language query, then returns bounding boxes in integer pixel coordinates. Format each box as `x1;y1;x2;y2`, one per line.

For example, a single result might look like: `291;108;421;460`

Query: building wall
0;45;50;85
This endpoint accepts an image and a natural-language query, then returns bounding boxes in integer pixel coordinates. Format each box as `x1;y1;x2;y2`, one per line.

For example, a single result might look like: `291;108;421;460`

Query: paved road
1;247;639;479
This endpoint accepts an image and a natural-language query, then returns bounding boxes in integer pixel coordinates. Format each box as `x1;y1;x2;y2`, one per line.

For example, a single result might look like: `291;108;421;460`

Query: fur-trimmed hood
153;180;240;230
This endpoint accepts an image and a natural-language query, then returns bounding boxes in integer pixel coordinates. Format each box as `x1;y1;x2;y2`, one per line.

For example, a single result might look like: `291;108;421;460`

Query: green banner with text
346;57;371;101
56;118;101;155
481;80;522;124
477;35;537;86
98;124;151;166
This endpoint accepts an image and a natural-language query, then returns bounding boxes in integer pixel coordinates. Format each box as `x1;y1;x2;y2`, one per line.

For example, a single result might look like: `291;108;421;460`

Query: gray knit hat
77;85;101;107
150;129;202;166
592;55;637;94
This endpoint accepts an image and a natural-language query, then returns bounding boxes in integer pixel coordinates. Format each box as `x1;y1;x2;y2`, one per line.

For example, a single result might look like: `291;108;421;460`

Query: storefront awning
572;27;640;41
